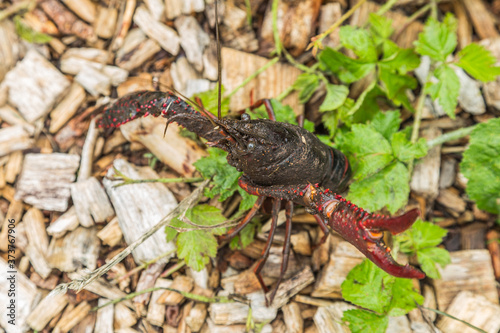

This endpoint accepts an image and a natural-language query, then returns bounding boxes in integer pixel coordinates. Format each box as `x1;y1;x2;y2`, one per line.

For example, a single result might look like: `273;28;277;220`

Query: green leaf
348;162;410;213
397;220;449;252
320;84;349;112
387;278;424;316
457;43;500;82
460;118;500;215
369;13;394;40
319;47;376;83
414;15;457;62
379;68;417;111
195;85;230;117
343;309;389;333
370;110;401;141
339;26;378;62
338;124;394;180
230;219;259;250
166;205;227;271
418;247;451;279
380;48;421;74
292;73;320;103
351;85;384;124
427;65;460;118
391;132;428;163
14;16;52;44
341;260;394;313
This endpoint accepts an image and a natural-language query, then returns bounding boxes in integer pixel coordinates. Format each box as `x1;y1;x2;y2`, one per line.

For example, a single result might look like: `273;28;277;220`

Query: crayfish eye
241;113;251;121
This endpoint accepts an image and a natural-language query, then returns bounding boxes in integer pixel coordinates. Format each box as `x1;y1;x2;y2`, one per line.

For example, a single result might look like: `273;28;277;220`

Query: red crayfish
96;89;425;304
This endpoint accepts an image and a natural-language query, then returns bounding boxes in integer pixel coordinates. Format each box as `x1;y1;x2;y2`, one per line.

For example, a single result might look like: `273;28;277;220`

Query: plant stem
426;124;476;148
394;4;431;41
271;0;282;56
159;260;186;278
225;57;280;100
421;306;487;333
114;177;204;187
0;0;35;21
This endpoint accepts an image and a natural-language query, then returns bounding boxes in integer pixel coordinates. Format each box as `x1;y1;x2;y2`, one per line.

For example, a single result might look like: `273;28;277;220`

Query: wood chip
15;153;80;212
437;188;466;214
290;230;312;256
437;291;500;333
3;49;70;123
269;265;315;309
157;275;194;305
175;16;210;72
94;6;118;39
95;298;114;333
314;302;355;333
311;242;364;299
96;216;123;247
0;104;35;135
461;0;499;39
53;301;91;333
0;125;34;157
40;0;96;41
455;66;486;115
114;303;138;329
47;206;80;238
75;66;111;96
0;258;42;331
71;177;114;227
49;82;86;133
24;207;51;278
432;249;498;310
410;127;442;199
164;0;205;20
61;0;97;23
116;30;162;71
186;303;209;332
439;157;457;189
27;291;69;331
146;278;173;327
102;159;177;263
133;262;166;314
47;226;100;272
318;3;342;49
134;6;180;56
282;301;304;333
0;20;20;82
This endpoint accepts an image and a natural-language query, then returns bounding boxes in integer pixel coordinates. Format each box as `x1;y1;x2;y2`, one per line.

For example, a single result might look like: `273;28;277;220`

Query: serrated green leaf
320;84;349;111
343;309;389;333
397;220;449;252
339;26;378;62
427;65;460;118
166;205;227;271
418;247;451;279
380;48;421;74
414;15;457;62
230;218;259;250
319;47;376;83
379;68;417;111
195;85;230;117
338;124;394;180
457;43;500;82
348;162;409;213
369;13;394;40
14;16;52;44
252;99;314;133
341;260;394;313
391;132;428;163
387;278;424;316
351;85;384;124
370;110;401;141
292;73;320;103
460;118;500;214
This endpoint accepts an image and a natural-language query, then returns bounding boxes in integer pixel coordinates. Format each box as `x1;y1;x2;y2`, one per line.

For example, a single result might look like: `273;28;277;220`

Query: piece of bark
47;206;80;238
201;318;247;333
27;292;69;331
0;125;34;157
410;127;442;199
312;241;364;299
314;302;355;333
15;153;80;212
486;230;500;279
157;275;194;305
0;257;42;332
94;6;118;39
102;159;177;264
175;16;210;72
30;272;59;290
164;0;205;20
47;226;100;272
439;157;456;189
134;6;180;56
260;0;322;56
53;301;91;333
24;207;52;278
133;262;166;315
187;267;210;289
75;66;112;96
114;303;138;329
61;0;97;23
269;266;315;309
221;47;302;114
60;48;108;74
461;222;487;250
461;0;499;39
318;3;342;49
170;56;202;95
95;298;114;333
40;0;96;41
454;0;473;49
290;230;312;256
432;249;498;310
0;20;20;82
118;117;207;177
5;151;24;184
96;216;123;247
437;291;500;333
116;30;162;71
185;303;208;332
0;105;35;135
387;316;412;333
283;302;304;333
437;187;466;214
71;177;114;227
0;199;23;252
49;82;86;133
146;278;173;327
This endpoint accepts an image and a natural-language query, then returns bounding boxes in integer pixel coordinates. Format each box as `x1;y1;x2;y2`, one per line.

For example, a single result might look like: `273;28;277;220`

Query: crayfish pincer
97;90;424;305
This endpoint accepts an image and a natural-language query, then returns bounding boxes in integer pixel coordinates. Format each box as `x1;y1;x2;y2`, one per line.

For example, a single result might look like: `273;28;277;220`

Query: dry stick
52;179;210;295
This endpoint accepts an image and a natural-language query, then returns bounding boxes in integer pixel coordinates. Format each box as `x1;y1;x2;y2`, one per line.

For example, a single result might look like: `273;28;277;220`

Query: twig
160;260;186;278
421;306;487;333
51;179;210;294
426;125;476;149
0;0;35;21
271;0;282;56
110;167;203;187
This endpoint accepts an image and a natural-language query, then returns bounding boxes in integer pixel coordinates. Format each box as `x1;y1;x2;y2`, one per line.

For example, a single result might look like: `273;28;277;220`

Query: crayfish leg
219;196;265;242
312;214;330;250
238;99;276;121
